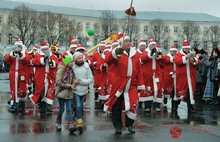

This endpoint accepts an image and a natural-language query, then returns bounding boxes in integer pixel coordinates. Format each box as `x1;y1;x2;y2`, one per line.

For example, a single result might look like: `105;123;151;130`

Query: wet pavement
0;72;220;142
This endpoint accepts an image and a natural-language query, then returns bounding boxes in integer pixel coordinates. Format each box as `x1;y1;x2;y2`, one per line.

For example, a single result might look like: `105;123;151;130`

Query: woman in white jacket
72;52;93;133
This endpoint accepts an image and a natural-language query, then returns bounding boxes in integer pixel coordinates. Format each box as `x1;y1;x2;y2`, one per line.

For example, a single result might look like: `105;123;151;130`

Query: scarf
56;67;72;95
75;61;84;66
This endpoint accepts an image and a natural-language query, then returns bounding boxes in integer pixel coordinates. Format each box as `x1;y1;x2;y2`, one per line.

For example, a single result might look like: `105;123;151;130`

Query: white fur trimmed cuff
50;60;56;68
112;47;118;59
182;56;187;64
148;51;153;59
137;85;145;90
10;51;16;58
40;57;45;65
19;54;25;60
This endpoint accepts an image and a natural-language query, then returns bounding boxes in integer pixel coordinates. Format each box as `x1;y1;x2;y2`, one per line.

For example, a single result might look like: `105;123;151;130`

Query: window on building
164;27;168;33
8;34;13;45
193;41;198;47
60;22;63;28
40;35;44;43
134;26;138;32
8;18;13;25
94;38;98;45
30;36;34;44
0;17;2;24
112;26;118;32
59;37;64;46
94;23;98;30
133;39;138;47
144;26;148;32
204;28;208;34
20;19;24;25
184;27;188;34
164;40;168;49
203;41;208;49
0;33;1;43
86;23;90;30
194;28;198;33
78;37;81;43
154;26;158;32
174;41;179;49
77;22;81;30
174;27;178;33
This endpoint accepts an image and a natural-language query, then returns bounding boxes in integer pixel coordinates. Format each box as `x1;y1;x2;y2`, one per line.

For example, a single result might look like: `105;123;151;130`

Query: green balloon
87;28;95;36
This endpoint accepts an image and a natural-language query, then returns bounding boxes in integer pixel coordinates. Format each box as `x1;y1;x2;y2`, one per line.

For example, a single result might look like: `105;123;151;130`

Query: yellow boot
76;119;83;133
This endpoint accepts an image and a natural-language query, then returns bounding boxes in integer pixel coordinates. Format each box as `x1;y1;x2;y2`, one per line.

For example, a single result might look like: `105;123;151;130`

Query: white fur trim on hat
118;36;130;43
138;42;146;47
148;41;156;47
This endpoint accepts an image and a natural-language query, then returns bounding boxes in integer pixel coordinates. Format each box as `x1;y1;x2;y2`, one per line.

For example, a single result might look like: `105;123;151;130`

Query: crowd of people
4;32;220;135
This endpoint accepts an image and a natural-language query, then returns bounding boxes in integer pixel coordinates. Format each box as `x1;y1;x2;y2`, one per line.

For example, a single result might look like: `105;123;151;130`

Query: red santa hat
103;46;110;53
40;41;49;49
69;41;77;48
99;41;106;47
32;45;38;50
106;42;111;48
111;40;119;46
156;44;160;49
138;39;146;47
118;32;130;43
148;39;156;47
170;45;177;51
71;38;78;43
14;38;23;47
131;43;137;49
182;40;191;48
75;44;86;52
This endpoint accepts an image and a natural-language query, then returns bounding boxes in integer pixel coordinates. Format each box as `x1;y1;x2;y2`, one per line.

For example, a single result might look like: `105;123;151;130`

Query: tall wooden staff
116;0;136;58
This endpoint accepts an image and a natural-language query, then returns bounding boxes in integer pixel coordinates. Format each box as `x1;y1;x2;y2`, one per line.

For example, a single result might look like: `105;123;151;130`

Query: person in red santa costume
140;39;167;112
105;40;119;102
29;41;59;114
104;32;145;134
5;39;30;113
63;41;78;59
173;40;200;114
90;41;106;102
96;46;110;104
26;45;39;95
136;39;146;108
162;46;177;108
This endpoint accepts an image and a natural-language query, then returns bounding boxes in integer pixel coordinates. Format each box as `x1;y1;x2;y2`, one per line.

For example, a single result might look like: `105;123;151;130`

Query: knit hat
73;52;83;61
62;55;73;66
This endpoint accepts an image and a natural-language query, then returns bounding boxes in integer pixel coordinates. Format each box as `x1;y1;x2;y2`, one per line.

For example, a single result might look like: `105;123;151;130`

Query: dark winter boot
46;104;53;115
55;120;61;131
9;102;18;113
39;102;46;114
187;99;195;114
94;92;99;103
153;102;161;112
172;100;180;112
68;121;77;133
213;97;220;106
18;101;25;113
144;101;152;112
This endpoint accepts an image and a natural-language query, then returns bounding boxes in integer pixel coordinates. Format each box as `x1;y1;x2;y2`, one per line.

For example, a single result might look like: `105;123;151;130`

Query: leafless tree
99;10;116;39
120;16;140;45
208;25;220;48
148;18;170;49
178;20;200;45
4;4;40;49
39;12;65;46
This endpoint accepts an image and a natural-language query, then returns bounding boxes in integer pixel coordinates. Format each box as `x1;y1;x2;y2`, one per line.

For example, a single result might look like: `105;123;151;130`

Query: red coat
103;47;145;120
4;51;30;105
90;51;102;89
173;49;200;104
140;48;167;103
29;51;59;105
163;53;175;97
96;53;109;100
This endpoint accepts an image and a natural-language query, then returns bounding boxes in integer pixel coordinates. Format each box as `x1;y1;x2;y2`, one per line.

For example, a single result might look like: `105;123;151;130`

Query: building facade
0;0;220;55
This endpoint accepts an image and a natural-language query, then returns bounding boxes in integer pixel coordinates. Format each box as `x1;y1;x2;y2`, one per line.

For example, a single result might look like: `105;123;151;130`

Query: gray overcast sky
10;0;220;18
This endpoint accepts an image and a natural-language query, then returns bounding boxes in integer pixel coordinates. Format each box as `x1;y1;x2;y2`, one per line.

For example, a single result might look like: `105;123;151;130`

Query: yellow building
0;0;220;55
